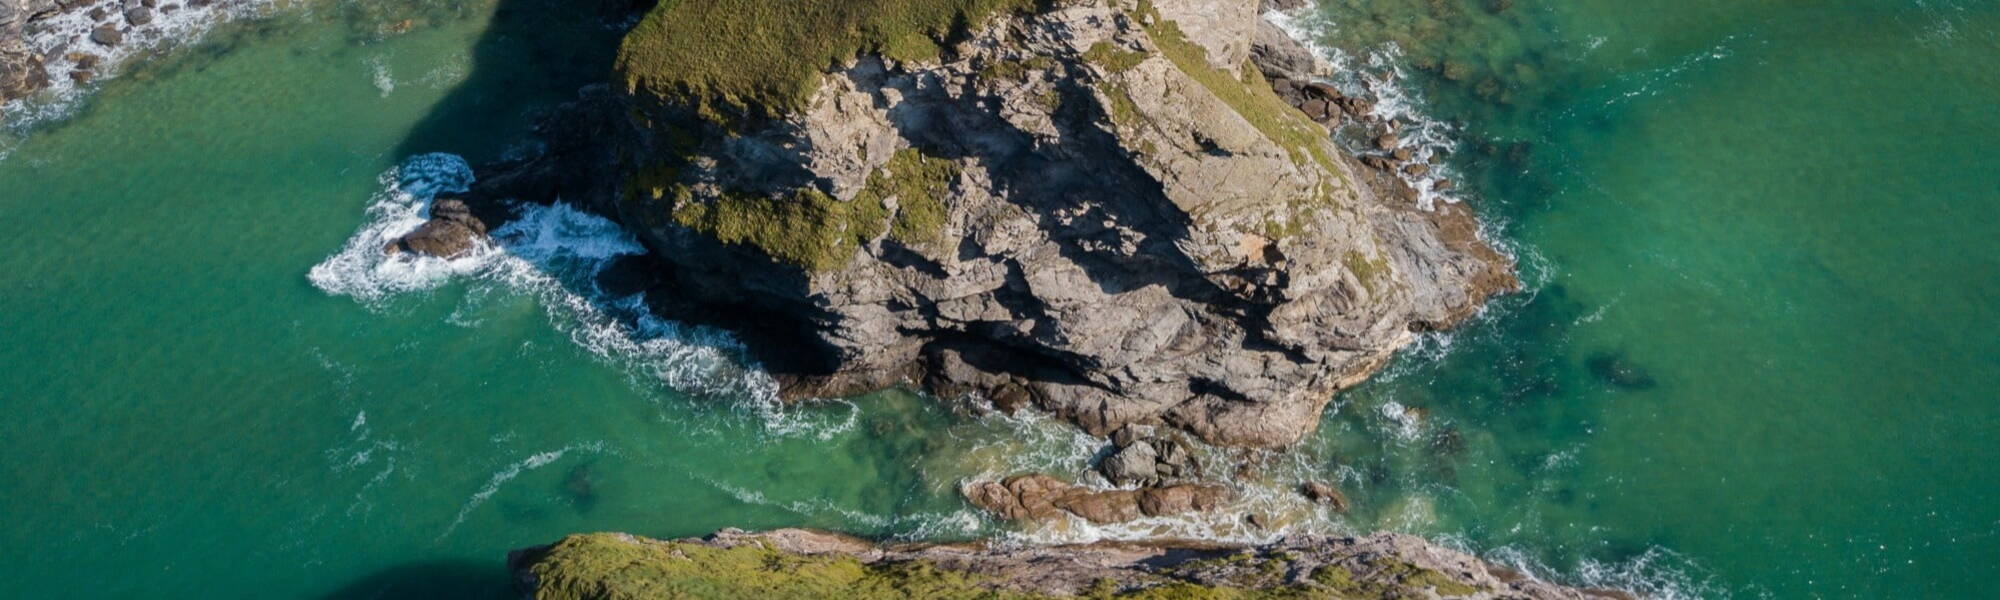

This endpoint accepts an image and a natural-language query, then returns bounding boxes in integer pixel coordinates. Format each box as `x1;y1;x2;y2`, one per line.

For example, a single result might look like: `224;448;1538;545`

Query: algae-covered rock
508;529;1627;599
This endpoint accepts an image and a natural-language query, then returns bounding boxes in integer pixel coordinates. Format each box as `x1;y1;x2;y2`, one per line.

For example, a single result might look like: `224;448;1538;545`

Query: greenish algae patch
858;148;964;247
1085;41;1149;74
1341;251;1391;295
617;0;1045;126
668;184;888;273
1129;3;1343;184
526;533;1012;600
524;534;1491;600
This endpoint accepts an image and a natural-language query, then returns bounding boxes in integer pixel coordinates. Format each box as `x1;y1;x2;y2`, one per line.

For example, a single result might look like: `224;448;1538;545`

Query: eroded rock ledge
412;0;1516;448
508;529;1632;599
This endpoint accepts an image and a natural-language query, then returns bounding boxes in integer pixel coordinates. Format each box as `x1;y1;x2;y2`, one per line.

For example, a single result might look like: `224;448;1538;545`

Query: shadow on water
315;560;509;600
320;0;652;596
381;0;643;164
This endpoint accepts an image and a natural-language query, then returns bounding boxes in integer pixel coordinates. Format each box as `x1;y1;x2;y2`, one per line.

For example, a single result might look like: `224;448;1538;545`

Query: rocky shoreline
0;0;262;120
508;529;1632;599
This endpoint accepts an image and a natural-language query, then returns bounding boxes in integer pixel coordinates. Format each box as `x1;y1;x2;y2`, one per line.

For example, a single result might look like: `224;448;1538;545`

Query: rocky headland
508;529;1631;599
425;0;1514;451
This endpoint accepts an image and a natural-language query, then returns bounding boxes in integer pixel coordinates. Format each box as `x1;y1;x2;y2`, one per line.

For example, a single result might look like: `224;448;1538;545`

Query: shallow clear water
0;0;1994;598
1286;0;2000;597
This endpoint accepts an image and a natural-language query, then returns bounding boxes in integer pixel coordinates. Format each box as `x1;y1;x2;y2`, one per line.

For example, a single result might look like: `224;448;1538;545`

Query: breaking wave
308;153;822;436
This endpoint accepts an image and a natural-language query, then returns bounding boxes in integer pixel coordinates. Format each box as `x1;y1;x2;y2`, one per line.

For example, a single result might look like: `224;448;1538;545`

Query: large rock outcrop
472;0;1514;448
0;0;55;102
508;529;1631;599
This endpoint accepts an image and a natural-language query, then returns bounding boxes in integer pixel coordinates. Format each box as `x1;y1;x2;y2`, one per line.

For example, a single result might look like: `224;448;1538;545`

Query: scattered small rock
124;7;152;26
1302;481;1350;513
90;24;122;46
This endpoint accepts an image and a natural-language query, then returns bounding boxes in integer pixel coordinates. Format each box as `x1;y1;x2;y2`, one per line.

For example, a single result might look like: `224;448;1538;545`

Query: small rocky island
386;0;1547;596
440;0;1513;448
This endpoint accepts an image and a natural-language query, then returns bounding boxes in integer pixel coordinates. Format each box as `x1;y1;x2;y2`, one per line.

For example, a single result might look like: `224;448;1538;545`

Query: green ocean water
0;0;1994;598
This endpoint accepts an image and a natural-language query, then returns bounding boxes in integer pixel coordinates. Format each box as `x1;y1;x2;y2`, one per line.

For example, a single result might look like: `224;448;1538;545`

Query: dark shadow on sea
318;0;652;596
315;559;508;600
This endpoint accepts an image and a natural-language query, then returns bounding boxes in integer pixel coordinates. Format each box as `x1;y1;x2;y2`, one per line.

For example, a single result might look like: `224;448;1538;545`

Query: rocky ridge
508;528;1632;599
433;0;1515;449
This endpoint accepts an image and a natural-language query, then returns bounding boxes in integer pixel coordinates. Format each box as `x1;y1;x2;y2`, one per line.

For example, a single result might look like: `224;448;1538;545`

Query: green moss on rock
669;183;888;273
521;533;1496;600
857;148;963;247
526;533;1018;600
617;0;1045;126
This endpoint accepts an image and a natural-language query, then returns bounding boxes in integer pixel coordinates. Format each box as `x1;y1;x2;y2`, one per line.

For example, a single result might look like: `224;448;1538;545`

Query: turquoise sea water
0;0;1994;598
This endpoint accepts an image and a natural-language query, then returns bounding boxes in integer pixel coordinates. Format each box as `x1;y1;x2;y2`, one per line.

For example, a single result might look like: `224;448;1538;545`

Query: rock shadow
315;559;507;600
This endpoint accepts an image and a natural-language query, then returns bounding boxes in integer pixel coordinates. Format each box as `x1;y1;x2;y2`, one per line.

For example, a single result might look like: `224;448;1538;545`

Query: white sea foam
309;153;845;439
1266;9;1464;211
366;53;395;97
438;441;604;540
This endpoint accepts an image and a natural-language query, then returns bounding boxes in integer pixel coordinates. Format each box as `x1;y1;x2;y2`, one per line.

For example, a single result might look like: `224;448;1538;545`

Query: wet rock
1245;512;1269;529
1100;425;1202;486
1393;147;1414;161
1374;133;1398;151
1100;439;1160;487
965;473;1232;525
0;47;46;100
594;252;667;297
123;6;149;25
90;24;121;46
1137;484;1229;516
1302;481;1349;512
383;198;493;258
1404;163;1430;177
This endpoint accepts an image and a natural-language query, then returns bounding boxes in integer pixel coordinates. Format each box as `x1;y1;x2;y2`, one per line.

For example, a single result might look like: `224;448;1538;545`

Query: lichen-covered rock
497;0;1514;448
509;529;1633;599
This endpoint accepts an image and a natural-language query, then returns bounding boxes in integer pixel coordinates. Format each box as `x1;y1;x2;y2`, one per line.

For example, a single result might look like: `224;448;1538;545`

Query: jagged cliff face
578;0;1512;447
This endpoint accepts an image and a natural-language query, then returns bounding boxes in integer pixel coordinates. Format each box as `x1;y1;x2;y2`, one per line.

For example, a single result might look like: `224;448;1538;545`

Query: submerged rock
1303;480;1350;512
509;529;1628;599
1586;351;1658;391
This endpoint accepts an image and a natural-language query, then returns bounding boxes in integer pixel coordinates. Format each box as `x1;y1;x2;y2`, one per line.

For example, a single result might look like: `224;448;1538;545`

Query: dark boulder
383;198;495;258
90;24;122;46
